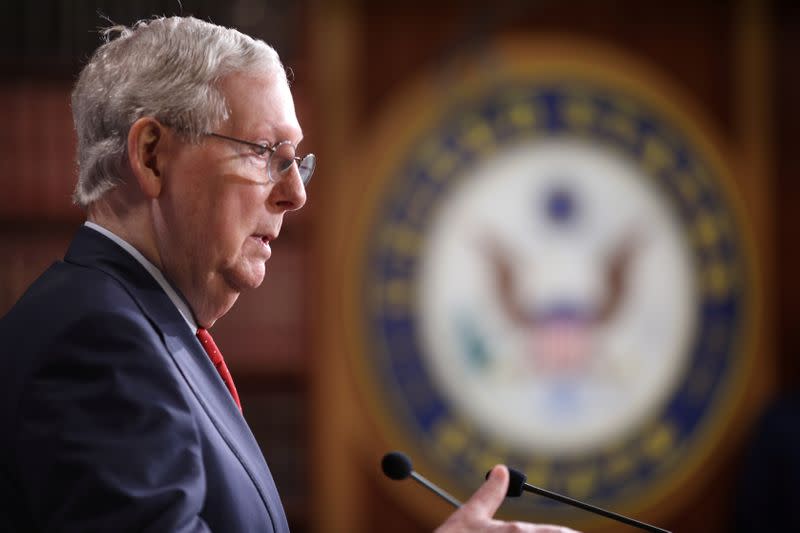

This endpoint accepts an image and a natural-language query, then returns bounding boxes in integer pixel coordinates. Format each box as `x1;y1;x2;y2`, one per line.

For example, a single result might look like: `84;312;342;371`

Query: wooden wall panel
0;82;80;221
0;224;81;315
775;1;800;388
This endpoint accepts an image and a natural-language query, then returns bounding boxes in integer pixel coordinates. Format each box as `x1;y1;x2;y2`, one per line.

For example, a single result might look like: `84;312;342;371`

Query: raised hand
434;465;581;533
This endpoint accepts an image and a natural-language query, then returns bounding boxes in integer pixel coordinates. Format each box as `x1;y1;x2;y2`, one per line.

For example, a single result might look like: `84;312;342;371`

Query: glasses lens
268;141;315;186
268;142;297;182
298;154;316;185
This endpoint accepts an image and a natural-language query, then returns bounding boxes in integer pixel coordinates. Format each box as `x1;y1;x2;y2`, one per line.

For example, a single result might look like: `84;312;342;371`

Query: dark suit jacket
0;226;290;532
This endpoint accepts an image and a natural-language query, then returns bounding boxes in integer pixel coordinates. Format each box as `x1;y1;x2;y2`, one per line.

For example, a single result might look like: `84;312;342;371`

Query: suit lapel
161;328;288;532
64;226;289;532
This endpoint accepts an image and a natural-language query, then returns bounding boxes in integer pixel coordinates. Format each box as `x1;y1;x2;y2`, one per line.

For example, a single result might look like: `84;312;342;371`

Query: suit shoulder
4;260;141;323
0;260;160;374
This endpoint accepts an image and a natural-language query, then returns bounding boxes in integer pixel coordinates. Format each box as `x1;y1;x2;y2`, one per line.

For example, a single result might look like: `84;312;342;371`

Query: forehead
218;69;302;144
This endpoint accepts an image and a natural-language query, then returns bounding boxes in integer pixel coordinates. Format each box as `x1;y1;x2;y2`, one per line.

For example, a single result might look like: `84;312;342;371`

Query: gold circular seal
332;37;759;530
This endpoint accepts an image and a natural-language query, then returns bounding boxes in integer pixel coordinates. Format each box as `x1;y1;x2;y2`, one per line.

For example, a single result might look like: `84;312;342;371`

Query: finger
462;464;510;518
505;525;582;533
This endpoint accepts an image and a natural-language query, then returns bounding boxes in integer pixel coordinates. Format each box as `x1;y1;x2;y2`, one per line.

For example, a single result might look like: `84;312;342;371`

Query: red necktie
196;327;242;411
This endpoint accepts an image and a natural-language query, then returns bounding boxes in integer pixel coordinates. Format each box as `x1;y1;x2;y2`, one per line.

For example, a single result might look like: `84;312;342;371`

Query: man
0;16;577;533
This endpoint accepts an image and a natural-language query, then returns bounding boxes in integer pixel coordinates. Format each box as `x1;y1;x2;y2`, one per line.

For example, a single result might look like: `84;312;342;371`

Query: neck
87;196;164;272
87;190;236;329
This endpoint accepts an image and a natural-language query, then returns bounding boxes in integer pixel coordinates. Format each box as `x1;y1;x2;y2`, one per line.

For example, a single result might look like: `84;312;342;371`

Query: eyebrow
260;122;303;147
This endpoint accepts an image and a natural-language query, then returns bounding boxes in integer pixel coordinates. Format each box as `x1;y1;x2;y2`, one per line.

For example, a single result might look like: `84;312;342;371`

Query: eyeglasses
206;132;316;186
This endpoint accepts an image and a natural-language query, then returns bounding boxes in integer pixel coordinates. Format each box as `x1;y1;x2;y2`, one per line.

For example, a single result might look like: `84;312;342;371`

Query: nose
269;166;307;212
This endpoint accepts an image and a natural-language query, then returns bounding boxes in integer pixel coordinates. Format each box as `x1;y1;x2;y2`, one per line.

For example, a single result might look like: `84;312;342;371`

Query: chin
203;295;240;327
225;264;267;292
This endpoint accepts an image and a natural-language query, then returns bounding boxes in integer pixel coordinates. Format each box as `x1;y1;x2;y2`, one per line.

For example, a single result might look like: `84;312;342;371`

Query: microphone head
506;467;527;497
485;466;527;497
382;451;413;480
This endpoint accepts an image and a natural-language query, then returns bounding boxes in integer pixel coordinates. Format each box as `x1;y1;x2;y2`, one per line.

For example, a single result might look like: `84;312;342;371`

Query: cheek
209;189;265;252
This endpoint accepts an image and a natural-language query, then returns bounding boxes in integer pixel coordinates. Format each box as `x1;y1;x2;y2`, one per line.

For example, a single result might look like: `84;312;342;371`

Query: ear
127;117;169;199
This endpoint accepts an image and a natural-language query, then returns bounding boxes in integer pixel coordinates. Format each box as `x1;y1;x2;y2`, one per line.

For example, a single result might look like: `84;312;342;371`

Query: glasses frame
206;132;315;185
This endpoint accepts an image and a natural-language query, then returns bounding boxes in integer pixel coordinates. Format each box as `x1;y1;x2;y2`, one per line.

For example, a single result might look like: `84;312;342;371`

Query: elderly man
0;16;577;533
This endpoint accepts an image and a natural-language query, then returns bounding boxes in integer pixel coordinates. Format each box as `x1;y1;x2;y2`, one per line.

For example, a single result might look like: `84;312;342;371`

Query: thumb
462;464;509;518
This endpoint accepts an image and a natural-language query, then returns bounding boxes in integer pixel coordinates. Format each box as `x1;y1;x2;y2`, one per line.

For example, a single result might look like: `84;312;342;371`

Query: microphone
381;451;462;508
492;467;671;533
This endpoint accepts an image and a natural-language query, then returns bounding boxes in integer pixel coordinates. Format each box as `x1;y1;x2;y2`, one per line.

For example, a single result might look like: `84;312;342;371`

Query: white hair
71;16;285;207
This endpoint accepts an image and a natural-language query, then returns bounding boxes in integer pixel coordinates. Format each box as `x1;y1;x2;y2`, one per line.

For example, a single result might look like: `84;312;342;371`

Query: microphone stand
410;471;462;508
514;475;670;533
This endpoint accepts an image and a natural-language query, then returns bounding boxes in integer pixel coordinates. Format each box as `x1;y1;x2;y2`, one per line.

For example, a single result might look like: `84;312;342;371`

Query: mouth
251;233;275;251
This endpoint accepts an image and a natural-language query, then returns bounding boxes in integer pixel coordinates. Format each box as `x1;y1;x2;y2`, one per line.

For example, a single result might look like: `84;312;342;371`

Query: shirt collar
83;221;199;333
